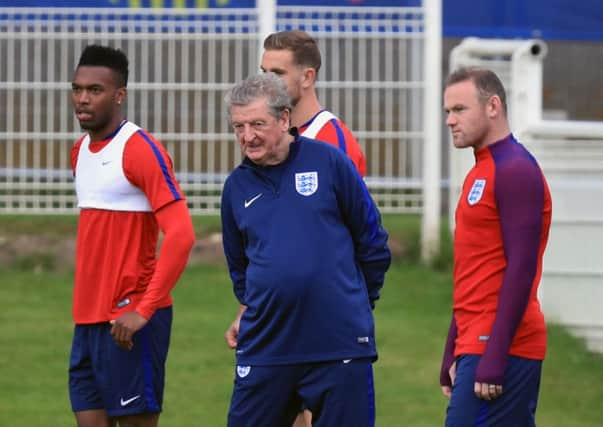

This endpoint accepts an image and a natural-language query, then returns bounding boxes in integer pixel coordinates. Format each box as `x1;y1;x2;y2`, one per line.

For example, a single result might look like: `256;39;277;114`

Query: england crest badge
295;171;318;196
467;178;486;205
236;365;251;378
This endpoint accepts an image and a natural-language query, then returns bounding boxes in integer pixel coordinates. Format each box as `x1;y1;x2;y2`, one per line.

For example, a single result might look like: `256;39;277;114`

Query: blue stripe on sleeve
137;130;181;201
330;118;348;153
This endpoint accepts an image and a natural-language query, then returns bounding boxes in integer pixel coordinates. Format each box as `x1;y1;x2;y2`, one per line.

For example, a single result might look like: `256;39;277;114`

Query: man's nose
446;113;456;127
241;125;256;141
76;90;90;104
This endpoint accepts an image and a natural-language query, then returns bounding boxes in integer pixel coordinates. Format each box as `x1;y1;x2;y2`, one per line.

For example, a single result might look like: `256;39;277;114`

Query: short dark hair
446;67;507;115
77;45;129;87
263;30;322;74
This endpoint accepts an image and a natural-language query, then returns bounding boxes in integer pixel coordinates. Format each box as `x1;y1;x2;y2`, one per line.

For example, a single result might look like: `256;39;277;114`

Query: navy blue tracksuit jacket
221;135;391;366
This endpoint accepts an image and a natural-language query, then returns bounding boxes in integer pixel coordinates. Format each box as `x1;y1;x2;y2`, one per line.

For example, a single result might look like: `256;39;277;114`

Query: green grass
0;215;601;425
0;213;222;238
0;212;427;243
0;214;79;237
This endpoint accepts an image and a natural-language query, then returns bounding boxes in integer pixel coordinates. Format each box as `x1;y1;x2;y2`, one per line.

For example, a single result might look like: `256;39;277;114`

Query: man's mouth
76;111;93;121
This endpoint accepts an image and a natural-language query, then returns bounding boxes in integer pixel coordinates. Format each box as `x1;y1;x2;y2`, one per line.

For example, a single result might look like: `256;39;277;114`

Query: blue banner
0;0;245;6
2;0;602;40
0;0;412;7
444;0;603;41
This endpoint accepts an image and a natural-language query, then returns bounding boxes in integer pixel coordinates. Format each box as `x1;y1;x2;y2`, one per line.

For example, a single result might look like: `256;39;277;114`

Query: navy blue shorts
228;358;375;427
445;354;542;427
68;306;172;417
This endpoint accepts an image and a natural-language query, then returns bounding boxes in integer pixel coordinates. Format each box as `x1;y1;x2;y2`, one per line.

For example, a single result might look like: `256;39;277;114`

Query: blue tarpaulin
443;0;603;41
1;0;602;41
0;0;416;5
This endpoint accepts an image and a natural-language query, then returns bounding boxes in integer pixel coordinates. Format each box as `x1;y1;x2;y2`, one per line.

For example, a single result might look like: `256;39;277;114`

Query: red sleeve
122;130;185;212
122;130;194;319
136;199;195;320
315;120;367;177
338;123;367;177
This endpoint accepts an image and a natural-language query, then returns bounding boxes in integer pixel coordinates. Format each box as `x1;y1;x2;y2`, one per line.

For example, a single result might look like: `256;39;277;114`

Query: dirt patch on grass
0;232;408;272
0;234;76;272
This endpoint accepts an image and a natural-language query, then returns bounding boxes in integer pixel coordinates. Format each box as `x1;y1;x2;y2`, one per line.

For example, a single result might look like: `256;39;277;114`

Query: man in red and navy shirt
440;67;552;426
68;45;195;427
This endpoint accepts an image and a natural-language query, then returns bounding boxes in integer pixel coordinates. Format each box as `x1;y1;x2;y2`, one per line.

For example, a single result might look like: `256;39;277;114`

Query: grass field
0;215;601;426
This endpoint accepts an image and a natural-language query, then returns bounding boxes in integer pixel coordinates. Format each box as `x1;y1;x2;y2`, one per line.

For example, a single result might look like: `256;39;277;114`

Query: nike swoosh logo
244;193;263;208
101;160;112;166
120;395;141;407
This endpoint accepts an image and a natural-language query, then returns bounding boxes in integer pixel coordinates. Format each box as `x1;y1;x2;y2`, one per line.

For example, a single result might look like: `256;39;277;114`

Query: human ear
280;108;291;130
116;87;127;106
302;67;316;88
487;95;502;118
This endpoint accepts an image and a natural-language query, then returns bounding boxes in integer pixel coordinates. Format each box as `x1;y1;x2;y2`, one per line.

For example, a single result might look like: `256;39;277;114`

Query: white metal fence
0;5;431;215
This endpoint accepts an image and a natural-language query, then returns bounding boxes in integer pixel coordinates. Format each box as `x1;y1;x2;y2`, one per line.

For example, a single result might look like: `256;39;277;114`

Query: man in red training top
439;66;552;426
261;29;366;176
68;45;195;427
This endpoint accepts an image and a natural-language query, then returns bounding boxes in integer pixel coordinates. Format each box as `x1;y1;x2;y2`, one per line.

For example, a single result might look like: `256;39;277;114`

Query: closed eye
445;106;466;114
